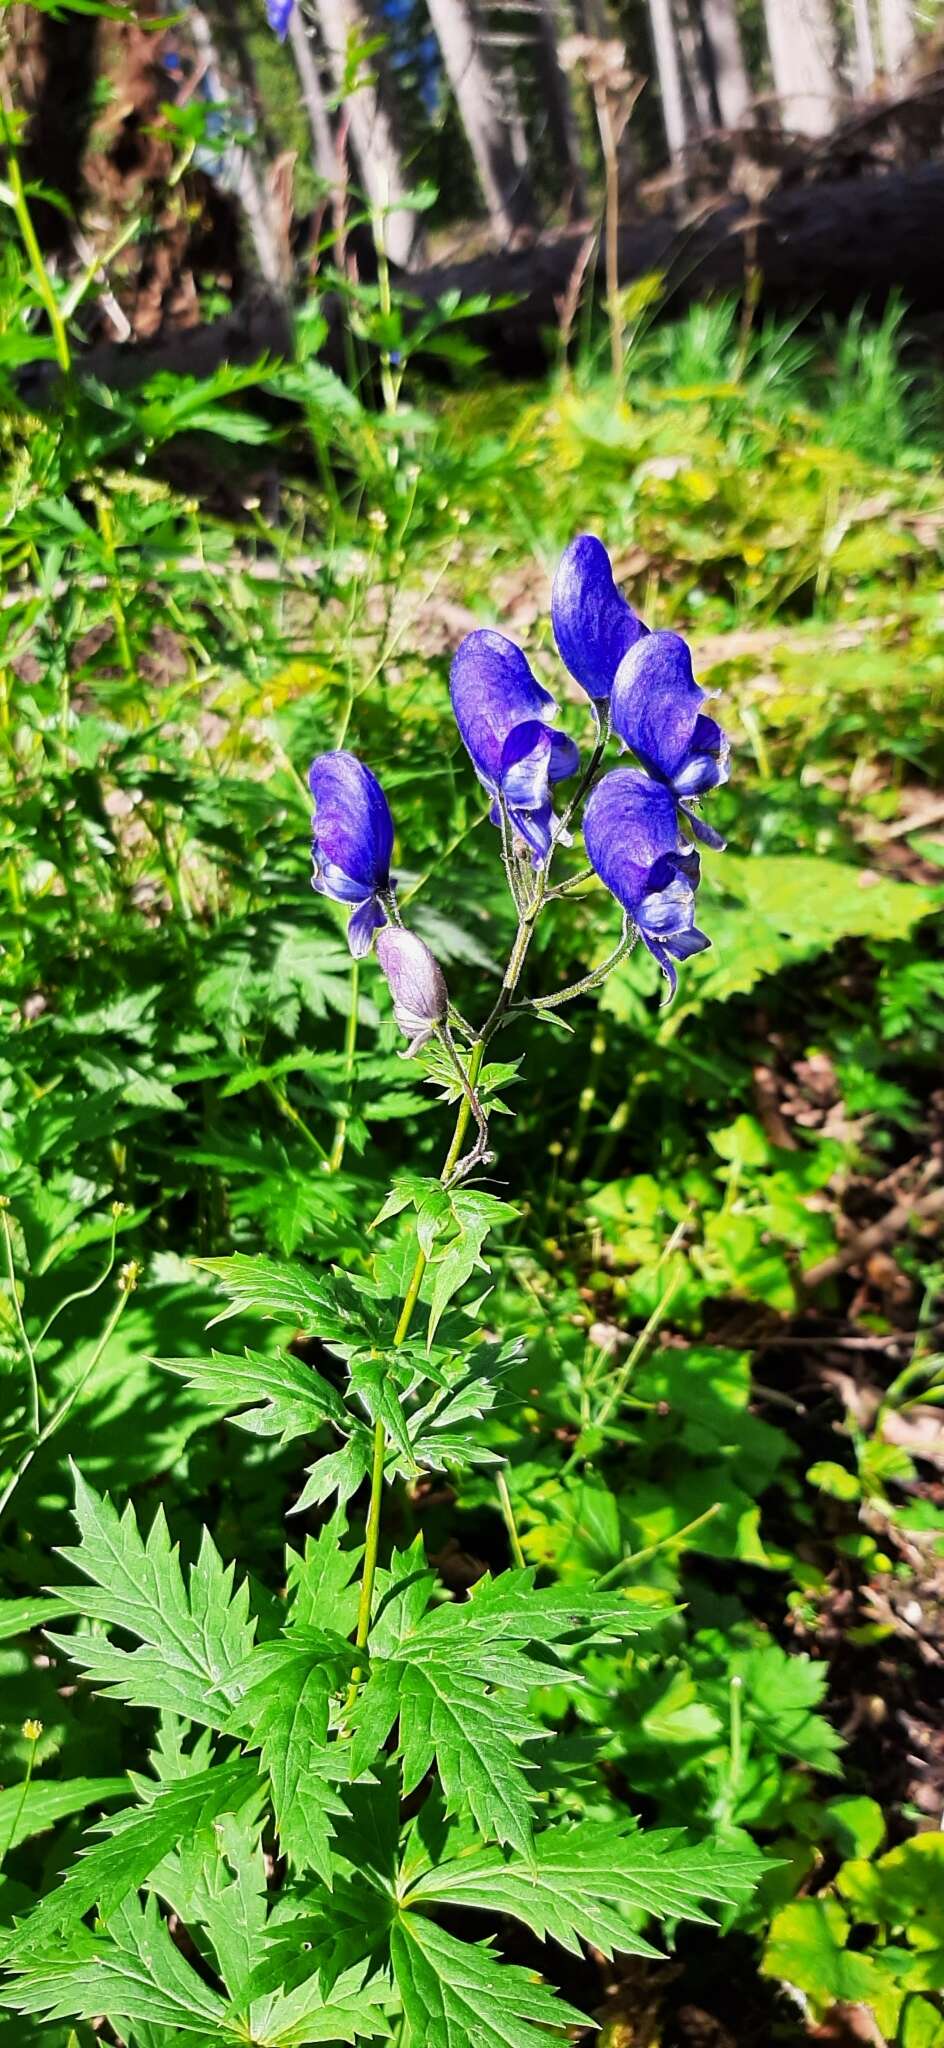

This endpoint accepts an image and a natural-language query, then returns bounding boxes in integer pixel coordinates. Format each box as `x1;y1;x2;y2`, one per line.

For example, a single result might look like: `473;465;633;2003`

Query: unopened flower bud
375;927;448;1057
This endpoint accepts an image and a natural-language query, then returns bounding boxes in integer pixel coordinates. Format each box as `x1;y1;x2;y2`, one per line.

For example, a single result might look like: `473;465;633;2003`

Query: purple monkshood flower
376;927;448;1056
551;534;648;702
309;750;394;958
610;629;730;850
583;767;709;1000
266;0;294;38
450;629;580;862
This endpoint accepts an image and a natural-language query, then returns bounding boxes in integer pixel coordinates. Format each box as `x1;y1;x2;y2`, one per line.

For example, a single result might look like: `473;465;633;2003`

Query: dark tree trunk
20;8;100;251
697;0;751;129
424;0;535;239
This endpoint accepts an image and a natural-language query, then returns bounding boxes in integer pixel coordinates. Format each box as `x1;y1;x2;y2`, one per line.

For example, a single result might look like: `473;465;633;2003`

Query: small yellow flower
22;1718;43;1742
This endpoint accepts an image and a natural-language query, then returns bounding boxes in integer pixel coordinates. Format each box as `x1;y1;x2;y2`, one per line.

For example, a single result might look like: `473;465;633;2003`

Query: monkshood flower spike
610;629;730;850
551;533;648;702
309;750;394;957
584;767;710;1001
450;629;579;863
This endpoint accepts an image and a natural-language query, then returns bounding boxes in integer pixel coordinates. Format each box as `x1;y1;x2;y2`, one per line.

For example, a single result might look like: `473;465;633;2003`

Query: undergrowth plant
3;30;944;2038
0;542;769;2044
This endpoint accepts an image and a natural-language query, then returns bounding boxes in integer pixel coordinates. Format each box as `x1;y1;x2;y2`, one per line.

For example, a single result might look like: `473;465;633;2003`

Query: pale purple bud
375;927;448;1056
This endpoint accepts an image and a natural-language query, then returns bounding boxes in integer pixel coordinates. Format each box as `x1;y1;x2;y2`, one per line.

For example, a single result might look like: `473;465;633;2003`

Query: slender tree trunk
851;0;876;92
424;0;534;237
877;0;915;78
762;0;840;137
647;0;688;164
312;0;423;267
188;5;285;289
697;0;751;128
532;0;588;215
286;5;336;187
673;0;714;132
215;0;278;158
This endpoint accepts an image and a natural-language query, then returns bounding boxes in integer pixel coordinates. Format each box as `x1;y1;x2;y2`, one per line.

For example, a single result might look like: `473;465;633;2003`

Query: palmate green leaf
352;1572;657;1855
285;1507;362;1638
154;1346;348;1445
406;1821;768;1960
231;1630;352;1882
762;1897;888;2015
0;1892;228;2034
348;1353;417;1469
656;851;942;1016
0;1760;258;1950
373;1180;517;1348
391;1914;588;2048
179;1811;268;2009
292;1431;373;1514
47;1469;256;1726
695;1638;844;1776
0;1595;74;1642
247;1958;394;2045
436;1570;663;1651
194;1254;338;1330
0;1775;129;1852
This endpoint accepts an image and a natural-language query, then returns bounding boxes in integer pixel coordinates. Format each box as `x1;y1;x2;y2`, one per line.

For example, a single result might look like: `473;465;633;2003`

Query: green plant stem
344;1041;487;1712
36;1208;121;1342
719;1672;744;1828
343;839;602;1705
2;1206;40;1437
596;1501;722;1584
528;922;635;1014
0;1728;39;1878
564;1007;607;1177
496;1467;525;1568
1;114;72;375
94;495;134;683
560;1264;684;1480
0;1264;138;1531
330;960;360;1172
263;1079;328;1161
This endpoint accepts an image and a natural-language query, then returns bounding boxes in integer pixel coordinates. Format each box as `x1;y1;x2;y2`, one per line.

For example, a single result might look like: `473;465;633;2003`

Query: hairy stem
2;1204;40;1437
528;919;635;1014
344;1043;486;1710
1;110;72;376
435;1025;492;1184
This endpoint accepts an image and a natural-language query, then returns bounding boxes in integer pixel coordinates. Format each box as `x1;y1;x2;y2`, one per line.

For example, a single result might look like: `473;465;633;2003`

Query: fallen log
30;160;944;392
406;160;944;373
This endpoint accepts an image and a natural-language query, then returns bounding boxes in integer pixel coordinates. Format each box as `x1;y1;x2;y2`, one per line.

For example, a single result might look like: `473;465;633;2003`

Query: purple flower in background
450;630;580;862
610;630;730;849
583;767;709;999
376;927;448;1056
551;534;648;703
266;0;294;38
308;750;394;957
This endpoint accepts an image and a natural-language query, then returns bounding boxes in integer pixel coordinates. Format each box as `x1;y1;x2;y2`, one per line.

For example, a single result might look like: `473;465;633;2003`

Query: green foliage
764;1834;944;2039
2;105;943;2045
47;1471;256;1725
